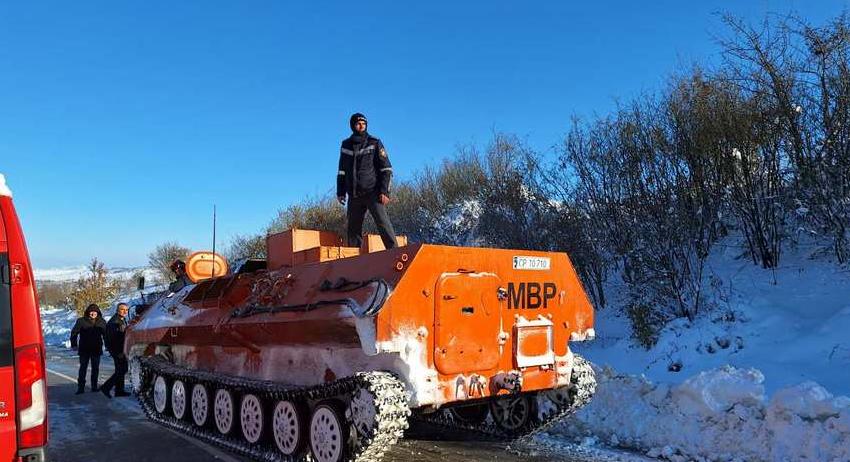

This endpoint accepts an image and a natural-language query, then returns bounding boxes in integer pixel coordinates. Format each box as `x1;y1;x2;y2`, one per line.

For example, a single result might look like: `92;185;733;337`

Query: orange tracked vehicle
126;228;596;462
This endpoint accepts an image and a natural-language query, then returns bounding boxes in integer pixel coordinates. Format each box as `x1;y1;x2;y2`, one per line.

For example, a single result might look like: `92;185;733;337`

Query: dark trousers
102;354;128;393
347;193;397;249
77;352;101;391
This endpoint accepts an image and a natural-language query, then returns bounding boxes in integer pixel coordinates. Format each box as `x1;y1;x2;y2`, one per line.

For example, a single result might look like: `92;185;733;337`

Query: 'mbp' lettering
507;282;557;309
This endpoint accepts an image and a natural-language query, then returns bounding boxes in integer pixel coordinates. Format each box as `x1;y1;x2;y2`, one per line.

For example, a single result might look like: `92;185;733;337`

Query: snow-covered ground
555;366;849;461
560;241;850;461
41;306;79;348
575;242;850;394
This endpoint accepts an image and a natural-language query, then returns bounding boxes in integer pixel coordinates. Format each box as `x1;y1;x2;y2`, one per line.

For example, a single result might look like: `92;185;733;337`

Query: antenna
212;204;217;279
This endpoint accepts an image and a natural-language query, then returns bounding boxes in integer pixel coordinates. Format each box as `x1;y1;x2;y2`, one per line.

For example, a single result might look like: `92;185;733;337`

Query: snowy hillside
34;265;157;283
557;242;850;461
41;306;80;348
575;242;850;394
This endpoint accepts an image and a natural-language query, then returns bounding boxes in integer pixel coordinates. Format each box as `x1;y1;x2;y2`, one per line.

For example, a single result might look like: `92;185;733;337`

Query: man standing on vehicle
169;259;191;293
336;112;398;249
69;304;107;394
101;303;130;398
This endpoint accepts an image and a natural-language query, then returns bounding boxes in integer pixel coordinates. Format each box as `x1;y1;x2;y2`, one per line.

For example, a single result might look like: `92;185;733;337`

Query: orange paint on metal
127;228;595;408
433;272;501;375
360;234;408;253
186;251;229;283
266;229;343;270
293;245;360;265
517;326;550;357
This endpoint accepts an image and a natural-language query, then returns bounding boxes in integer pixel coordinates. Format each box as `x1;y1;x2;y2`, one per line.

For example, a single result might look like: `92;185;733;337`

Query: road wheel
153;375;169;415
349;387;378;439
489;394;536;434
240;393;265;444
309;403;348;462
543;386;573;408
272;400;306;457
129;356;143;394
171;380;187;420
214;388;235;435
191;383;210;426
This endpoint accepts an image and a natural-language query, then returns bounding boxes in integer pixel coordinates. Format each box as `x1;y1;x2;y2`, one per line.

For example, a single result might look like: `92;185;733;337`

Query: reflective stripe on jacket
336;133;392;198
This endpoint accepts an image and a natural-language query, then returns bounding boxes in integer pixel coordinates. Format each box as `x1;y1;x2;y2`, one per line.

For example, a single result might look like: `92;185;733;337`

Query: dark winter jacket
105;313;127;358
336;132;393;198
169;273;191;293
70;306;107;355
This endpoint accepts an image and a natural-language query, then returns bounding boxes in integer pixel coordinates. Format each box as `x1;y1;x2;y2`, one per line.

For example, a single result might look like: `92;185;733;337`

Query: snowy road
44;347;639;462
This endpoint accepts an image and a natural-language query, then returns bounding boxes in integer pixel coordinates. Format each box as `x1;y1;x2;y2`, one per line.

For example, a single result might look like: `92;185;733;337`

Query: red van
0;174;48;462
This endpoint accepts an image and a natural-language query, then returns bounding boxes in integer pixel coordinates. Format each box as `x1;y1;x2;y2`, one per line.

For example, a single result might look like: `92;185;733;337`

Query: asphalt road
44;347;643;462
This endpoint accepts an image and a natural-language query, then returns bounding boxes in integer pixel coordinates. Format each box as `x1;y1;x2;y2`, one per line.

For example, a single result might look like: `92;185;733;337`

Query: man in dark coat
337;112;398;249
168;259;192;293
101;303;130;398
69;304;107;394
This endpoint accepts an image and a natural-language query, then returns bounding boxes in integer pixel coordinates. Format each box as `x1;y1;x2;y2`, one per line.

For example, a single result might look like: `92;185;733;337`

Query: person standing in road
69;304;107;394
336;112;398;249
101;303;131;398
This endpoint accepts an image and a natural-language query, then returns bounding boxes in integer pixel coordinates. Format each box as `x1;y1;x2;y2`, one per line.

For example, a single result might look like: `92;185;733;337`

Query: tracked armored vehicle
126;229;597;462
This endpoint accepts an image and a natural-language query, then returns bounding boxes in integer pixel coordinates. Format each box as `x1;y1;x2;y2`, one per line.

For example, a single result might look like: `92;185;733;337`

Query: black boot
101;386;112;399
76;385;85;395
114;390;131;397
90;384;99;392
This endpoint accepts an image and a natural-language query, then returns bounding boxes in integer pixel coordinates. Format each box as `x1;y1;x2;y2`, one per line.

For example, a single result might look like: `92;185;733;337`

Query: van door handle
0;264;21;284
10;264;22;284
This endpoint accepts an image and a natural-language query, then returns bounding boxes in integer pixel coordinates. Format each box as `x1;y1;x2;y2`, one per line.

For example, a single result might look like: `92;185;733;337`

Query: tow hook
469;374;487;397
493;370;523;392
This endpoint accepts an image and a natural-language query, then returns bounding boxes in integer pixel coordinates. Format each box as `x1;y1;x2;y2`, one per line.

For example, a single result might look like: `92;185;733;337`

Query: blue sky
0;1;843;268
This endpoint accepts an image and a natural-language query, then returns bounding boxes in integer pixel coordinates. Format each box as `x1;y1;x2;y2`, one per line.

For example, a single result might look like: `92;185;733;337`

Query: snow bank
558;365;850;462
41;306;79;347
41;303;127;348
575;243;850;394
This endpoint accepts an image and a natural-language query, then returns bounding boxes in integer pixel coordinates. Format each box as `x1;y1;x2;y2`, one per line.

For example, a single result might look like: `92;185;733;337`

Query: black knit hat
170;259;186;272
350;112;367;131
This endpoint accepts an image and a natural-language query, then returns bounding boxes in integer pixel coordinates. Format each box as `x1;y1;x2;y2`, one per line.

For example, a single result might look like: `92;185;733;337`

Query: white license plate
512;256;550;270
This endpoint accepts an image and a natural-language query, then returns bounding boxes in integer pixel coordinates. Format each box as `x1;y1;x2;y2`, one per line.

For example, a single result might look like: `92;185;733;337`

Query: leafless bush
224;233;267;261
37;281;74;309
70;259;122;315
147;242;191;284
396;151;487;245
556;94;721;325
269;196;347;237
720;13;850;263
667;72;788;268
477;134;554;251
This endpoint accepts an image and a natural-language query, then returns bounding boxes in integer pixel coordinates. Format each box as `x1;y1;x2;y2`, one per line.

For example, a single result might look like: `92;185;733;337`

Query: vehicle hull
126;240;595;409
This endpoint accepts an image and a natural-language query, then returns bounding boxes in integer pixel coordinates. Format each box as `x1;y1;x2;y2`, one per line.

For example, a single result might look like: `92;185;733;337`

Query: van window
0;252;11;367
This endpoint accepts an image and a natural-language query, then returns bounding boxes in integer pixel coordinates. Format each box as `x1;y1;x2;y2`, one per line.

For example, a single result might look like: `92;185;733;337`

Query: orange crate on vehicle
293;245;360;265
267;229;344;270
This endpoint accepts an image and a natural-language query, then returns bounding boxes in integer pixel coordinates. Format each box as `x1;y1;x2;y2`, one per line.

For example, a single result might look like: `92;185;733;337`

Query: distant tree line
38;258;139;314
